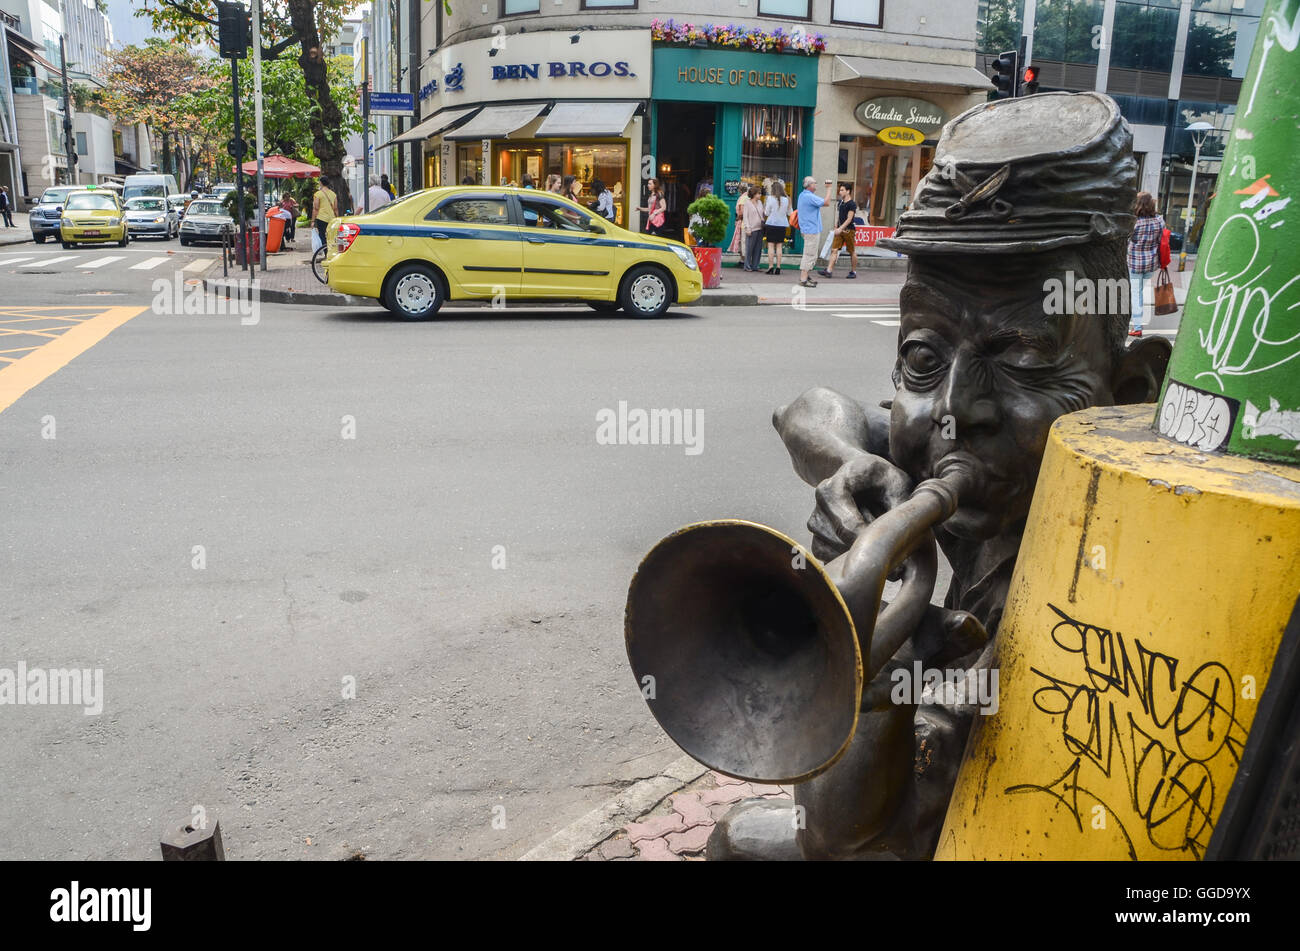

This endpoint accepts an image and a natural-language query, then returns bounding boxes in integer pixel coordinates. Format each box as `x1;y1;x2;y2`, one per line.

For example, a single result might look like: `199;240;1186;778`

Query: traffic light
991;49;1019;99
217;1;250;60
227;137;250;160
1023;65;1040;96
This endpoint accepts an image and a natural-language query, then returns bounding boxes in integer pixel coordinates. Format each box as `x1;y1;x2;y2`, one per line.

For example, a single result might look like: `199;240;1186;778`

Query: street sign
368;91;415;116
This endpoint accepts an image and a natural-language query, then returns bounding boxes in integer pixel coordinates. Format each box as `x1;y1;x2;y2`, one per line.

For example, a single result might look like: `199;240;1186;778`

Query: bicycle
311;244;328;285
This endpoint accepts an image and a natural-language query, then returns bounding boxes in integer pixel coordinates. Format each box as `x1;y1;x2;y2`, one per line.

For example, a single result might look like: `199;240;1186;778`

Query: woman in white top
762;180;790;275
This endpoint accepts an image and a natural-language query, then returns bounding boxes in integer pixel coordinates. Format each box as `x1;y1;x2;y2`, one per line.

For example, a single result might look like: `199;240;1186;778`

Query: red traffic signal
1023;65;1040;95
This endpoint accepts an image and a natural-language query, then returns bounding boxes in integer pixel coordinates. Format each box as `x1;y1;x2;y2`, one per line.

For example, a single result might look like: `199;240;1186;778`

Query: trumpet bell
625;520;862;784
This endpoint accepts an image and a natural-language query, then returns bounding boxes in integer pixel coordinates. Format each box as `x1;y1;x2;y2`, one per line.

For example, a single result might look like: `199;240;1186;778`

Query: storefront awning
534;101;640;138
379;106;480;149
444;103;548;140
832;55;990;91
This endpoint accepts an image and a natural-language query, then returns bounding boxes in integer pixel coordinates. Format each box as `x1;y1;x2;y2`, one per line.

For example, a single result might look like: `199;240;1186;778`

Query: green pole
1154;0;1300;464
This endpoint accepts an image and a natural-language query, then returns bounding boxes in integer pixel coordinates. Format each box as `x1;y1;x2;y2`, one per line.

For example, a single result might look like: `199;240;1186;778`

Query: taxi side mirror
588;222;605;234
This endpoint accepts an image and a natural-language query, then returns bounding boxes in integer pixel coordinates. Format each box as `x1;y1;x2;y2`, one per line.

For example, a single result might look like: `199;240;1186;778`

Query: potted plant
687;194;730;289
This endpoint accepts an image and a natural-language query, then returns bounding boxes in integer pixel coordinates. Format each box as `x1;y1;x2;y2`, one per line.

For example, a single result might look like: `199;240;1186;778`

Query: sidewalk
0;218;33;246
204;245;907;309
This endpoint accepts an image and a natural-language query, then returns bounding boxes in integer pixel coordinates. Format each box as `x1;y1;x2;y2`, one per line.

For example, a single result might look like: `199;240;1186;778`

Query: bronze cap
878;91;1137;255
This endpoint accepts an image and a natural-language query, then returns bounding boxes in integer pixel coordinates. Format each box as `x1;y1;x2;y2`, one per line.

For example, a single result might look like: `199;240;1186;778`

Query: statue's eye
903;342;943;375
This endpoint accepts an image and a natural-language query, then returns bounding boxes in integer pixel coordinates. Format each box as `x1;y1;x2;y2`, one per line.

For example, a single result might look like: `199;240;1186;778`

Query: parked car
124;196;179;239
323;186;703;320
60;190;128;248
28;185;88;243
178;198;234;246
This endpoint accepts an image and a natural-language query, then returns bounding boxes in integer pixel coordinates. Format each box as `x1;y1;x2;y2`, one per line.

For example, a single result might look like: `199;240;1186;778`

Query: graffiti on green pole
1155;0;1300;464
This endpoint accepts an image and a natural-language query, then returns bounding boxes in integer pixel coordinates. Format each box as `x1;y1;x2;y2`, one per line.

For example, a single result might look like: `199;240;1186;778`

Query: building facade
2;0;70;205
407;2;987;243
979;0;1264;250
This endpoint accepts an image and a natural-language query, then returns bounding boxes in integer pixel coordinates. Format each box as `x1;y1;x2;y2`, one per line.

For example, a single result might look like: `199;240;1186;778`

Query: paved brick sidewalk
581;770;792;861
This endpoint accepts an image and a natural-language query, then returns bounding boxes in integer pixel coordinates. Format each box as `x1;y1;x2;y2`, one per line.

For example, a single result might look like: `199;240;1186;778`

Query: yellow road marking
0;305;146;414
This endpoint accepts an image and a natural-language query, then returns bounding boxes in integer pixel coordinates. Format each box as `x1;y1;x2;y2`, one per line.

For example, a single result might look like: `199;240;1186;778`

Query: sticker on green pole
1155;0;1300;465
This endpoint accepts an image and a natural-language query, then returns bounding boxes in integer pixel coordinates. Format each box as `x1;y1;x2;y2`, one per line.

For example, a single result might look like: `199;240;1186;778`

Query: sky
104;0;160;48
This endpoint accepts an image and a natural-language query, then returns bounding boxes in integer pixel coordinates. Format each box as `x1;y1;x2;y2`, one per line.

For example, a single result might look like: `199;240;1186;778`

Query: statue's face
890;252;1118;540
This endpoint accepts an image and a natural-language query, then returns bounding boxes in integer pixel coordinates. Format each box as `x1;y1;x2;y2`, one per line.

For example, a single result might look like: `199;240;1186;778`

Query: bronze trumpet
625;469;970;785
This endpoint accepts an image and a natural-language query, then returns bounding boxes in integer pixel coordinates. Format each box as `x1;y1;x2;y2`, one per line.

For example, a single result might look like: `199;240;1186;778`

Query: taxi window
428;198;510;225
520;198;591;232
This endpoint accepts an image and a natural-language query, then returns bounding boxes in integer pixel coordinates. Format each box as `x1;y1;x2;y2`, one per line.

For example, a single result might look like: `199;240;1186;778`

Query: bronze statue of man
709;92;1172;860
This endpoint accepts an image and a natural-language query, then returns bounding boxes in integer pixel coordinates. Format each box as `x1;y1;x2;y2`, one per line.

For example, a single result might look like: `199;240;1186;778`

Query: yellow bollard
935;405;1300;861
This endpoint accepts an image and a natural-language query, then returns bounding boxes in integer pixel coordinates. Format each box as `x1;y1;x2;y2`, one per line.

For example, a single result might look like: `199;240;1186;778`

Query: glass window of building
502;0;540;16
757;0;811;19
1032;0;1105;66
1184;1;1265;79
1110;1;1181;73
456;144;484;185
978;0;1026;54
741;106;803;197
832;0;883;27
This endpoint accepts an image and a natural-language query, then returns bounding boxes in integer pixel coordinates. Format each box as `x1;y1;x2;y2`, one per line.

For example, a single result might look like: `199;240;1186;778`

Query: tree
176;53;363;184
979;0;1022;55
94;40;216;183
136;0;366;213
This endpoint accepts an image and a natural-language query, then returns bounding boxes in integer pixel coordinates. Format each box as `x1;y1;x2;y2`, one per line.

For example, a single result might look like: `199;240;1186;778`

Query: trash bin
235;227;261;266
265;215;285;254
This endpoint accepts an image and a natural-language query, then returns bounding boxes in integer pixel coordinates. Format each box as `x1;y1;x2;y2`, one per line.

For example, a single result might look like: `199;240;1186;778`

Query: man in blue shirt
797;176;835;287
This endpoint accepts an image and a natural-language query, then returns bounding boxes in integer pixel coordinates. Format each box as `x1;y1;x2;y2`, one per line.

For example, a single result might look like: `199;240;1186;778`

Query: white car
124;196;179;239
178;199;234;246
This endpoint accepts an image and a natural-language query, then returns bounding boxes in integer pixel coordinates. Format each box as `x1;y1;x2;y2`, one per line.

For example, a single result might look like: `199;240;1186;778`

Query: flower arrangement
650;19;827;55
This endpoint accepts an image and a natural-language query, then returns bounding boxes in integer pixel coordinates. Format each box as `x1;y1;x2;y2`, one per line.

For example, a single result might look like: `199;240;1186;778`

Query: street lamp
1182;121;1215;270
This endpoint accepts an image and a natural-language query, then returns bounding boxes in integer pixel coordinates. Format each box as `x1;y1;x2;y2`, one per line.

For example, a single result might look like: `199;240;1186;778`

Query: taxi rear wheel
384;264;444;321
620;266;672;318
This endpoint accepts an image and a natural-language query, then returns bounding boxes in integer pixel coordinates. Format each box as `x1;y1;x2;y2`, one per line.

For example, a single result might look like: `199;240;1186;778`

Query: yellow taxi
323;186;703;320
60;188;129;248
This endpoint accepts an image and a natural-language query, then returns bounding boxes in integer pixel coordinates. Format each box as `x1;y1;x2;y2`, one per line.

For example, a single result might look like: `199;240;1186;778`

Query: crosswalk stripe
0;256;34;266
78;256;125;269
130;256;172;271
871;319;901;326
831;312;900;320
182;258;215;274
34;255;77;266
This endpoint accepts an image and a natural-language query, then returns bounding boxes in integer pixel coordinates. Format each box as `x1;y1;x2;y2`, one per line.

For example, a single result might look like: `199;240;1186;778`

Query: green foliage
979;0;1022;55
687;194;730;247
222;188;257;220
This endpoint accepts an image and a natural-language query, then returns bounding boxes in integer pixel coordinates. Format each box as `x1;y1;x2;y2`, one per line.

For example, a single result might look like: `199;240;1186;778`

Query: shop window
853;138;934;227
832;0;882;27
758;0;811;19
741;106;803;196
456;144;483;185
1110;1;1180;72
501;0;539;16
428;197;511;225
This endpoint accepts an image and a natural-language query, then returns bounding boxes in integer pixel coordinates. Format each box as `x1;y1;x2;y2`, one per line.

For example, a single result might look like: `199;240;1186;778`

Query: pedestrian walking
311;176;339;248
796;176;835;287
742;185;765;272
762;180;791;275
592;179;615;221
0;186;13;227
819;183;860;279
1127;191;1165;336
546;174;563;193
278;195;298;245
367;174;391;211
639;178;666;235
380;173;395;199
521;173;535;189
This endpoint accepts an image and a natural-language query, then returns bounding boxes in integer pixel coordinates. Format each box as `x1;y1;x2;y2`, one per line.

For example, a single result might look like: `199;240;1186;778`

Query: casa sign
854;96;947;142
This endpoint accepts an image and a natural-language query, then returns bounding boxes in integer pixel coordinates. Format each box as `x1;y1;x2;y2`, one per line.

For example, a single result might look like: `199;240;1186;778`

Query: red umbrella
239;154;321;179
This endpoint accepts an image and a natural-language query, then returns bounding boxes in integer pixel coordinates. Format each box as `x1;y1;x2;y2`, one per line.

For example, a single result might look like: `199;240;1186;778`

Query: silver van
122;173;179;202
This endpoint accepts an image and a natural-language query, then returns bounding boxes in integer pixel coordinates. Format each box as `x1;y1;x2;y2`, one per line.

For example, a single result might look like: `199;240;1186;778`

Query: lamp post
1181;120;1214;272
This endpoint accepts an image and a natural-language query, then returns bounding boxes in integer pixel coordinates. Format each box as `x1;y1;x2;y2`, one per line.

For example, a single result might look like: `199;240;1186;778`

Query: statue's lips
929;452;1019;506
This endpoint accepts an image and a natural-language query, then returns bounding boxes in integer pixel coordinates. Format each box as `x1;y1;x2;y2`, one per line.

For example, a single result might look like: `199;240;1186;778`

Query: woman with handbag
762;180;791;275
1127;191;1166;337
639;179;666;236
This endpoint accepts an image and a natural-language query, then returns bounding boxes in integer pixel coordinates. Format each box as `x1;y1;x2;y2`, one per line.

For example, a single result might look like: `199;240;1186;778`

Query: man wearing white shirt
367;174;391;211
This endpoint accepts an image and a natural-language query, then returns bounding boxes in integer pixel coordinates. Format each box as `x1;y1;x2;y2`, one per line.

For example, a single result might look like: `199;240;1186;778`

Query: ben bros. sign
855;96;947;147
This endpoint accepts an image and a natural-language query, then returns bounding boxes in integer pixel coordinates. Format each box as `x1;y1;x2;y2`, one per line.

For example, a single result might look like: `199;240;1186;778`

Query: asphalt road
0;241;912;859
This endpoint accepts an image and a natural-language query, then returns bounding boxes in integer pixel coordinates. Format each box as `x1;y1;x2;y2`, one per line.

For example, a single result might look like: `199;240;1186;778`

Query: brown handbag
1153;267;1178;315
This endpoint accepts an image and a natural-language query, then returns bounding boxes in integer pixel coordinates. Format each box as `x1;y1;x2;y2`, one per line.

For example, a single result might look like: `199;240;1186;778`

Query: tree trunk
161;130;172;178
287;0;353;215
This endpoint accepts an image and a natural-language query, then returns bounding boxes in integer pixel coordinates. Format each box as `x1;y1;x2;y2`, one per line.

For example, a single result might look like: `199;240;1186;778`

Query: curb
517;754;707;861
